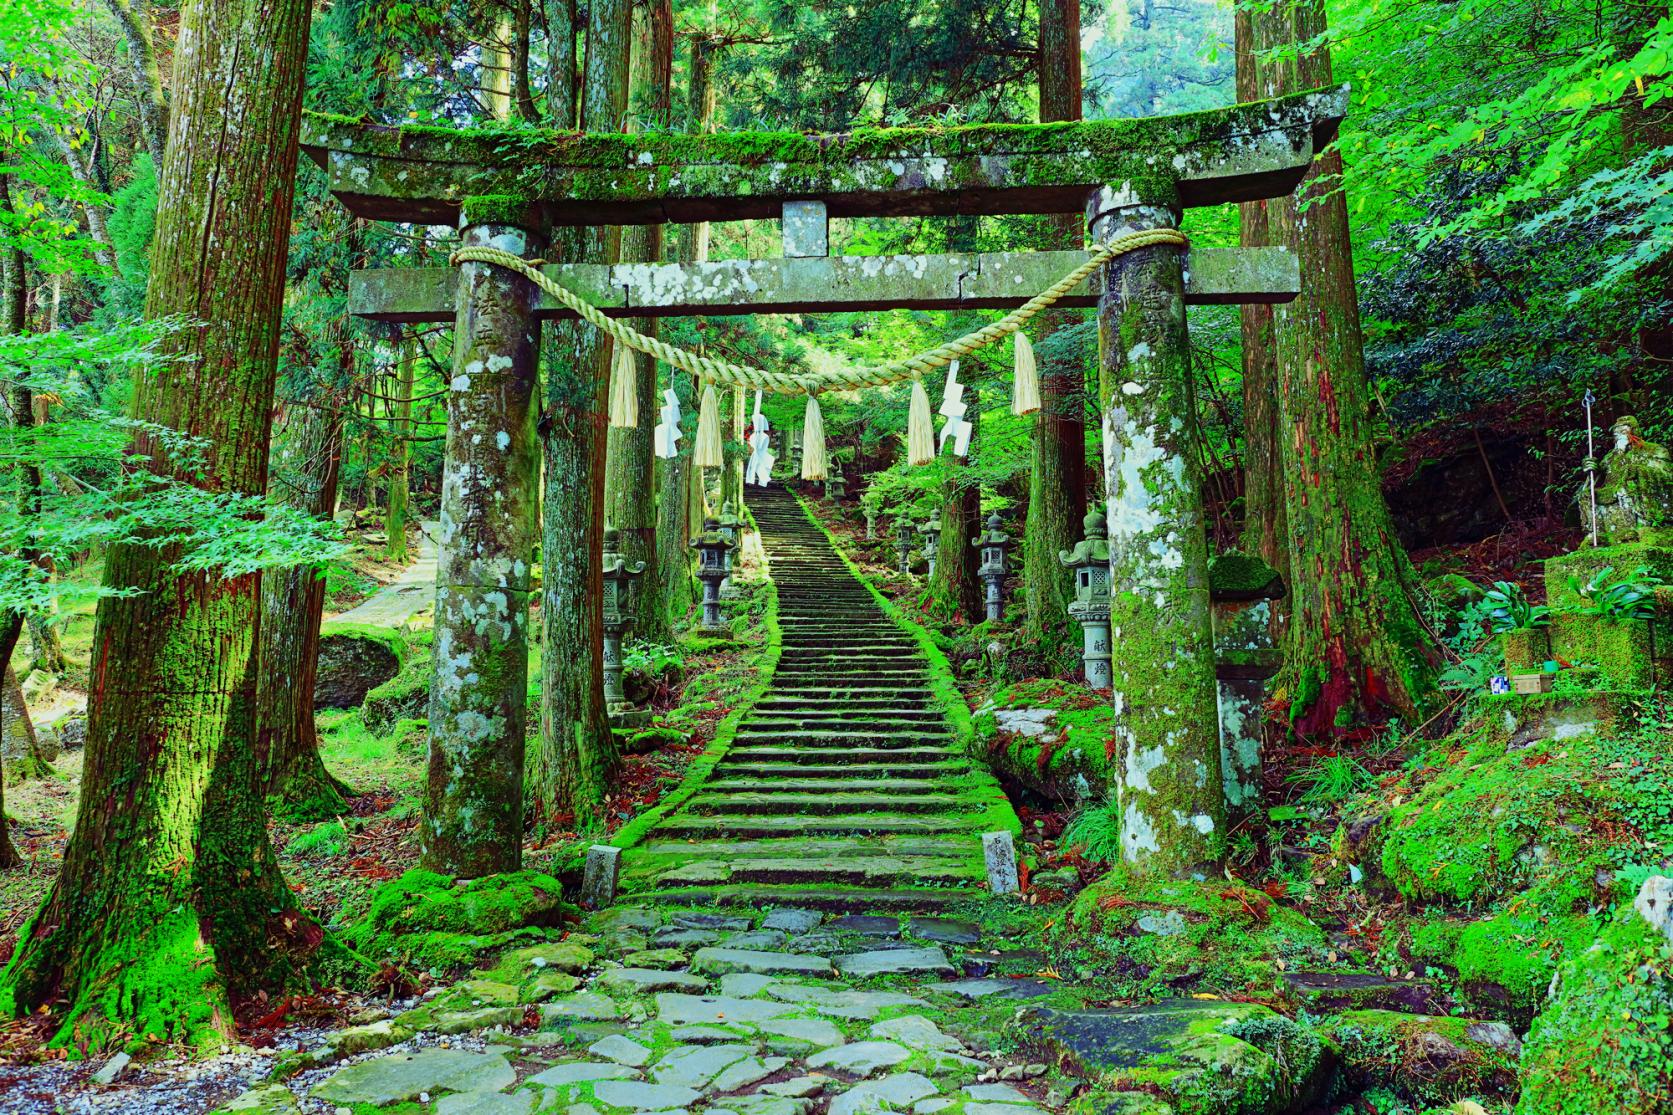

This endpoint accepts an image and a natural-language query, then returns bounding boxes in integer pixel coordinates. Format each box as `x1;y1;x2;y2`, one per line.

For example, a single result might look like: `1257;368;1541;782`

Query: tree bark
1235;5;1287;576
1023;0;1087;668
1259;1;1437;733
934;391;983;622
0;616;23;868
534;0;632;829
258;384;356;820
545;0;580;129
0;0;323;1050
605;0;672;645
100;0;168;169
384;337;414;562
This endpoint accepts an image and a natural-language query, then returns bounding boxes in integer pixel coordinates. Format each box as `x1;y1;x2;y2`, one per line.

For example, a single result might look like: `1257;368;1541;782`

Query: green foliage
1286;754;1375;805
286;820;351;858
1481;580;1548;634
1059;798;1123;865
1568;564;1664;621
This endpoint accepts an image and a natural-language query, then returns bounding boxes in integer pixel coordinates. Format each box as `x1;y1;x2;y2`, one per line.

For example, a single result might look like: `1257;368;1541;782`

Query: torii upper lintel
300;86;1347;228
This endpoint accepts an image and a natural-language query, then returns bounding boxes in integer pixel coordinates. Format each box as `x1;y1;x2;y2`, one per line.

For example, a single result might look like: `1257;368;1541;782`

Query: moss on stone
340;869;566;973
363;645;432;735
973;680;1114;806
1207;552;1282;599
1517;906;1673;1114
1317;1009;1521;1108
1061;869;1329;998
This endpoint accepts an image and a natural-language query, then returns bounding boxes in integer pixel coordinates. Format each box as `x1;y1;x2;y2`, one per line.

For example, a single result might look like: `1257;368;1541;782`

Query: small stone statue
1579;415;1673;545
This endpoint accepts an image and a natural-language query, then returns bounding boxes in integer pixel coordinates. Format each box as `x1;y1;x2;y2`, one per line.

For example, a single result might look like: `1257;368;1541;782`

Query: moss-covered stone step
685;790;968;816
729;730;954;748
624;884;981;911
741;712;948;730
704;776;969;795
766;685;927;699
634;834;976;859
725;745;964;765
715;761;970;781
753;697;935;713
654;813;977;839
640;854;980;889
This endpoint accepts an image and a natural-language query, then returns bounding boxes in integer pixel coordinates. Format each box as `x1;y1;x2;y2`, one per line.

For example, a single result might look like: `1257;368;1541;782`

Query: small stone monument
691;518;733;633
1579;415;1673;545
1059;509;1113;689
1208;552;1285;824
973;514;1012;623
600;529;646;715
919;516;942;579
717;501;743;597
895;516;915;574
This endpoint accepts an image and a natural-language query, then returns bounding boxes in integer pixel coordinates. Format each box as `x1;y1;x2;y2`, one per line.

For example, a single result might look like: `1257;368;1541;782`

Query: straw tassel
694;383;723;468
908;378;935;467
801;394;829;482
1012;332;1041;416
607;341;638;429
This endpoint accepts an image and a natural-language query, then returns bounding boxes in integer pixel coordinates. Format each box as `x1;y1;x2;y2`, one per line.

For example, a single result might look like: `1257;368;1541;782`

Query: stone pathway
331;521;441;628
210;906;1067;1115
620;485;1005;909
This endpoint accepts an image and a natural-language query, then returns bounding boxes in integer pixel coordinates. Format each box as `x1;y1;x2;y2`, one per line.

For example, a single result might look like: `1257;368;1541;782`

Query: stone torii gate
302;85;1345;877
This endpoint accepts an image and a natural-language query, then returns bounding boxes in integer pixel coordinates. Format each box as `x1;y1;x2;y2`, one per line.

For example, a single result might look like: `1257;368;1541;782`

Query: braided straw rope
450;227;1188;397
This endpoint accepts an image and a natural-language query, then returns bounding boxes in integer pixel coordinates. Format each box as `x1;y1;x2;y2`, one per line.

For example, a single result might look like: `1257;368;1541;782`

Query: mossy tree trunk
258;384;356;820
1259;0;1437;733
605;0;672;645
0;615;22;868
535;0;631;830
99;0;168;169
934;393;983;622
426;218;541;875
1091;189;1223;876
1235;5;1287;580
1023;0;1087;666
2;664;53;781
384;337;414;562
0;0;323;1050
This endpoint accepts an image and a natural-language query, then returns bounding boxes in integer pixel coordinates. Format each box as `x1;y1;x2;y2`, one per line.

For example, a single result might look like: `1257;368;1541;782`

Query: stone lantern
826;470;846;502
1059;508;1112;688
894;517;915;574
918;516;942;579
717;500;743;596
691;518;733;632
973;513;1012;623
600;528;646;712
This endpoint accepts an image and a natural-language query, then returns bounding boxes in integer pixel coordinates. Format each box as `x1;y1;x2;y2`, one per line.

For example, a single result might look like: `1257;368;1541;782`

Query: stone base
1546;542;1673;609
609;706;651;730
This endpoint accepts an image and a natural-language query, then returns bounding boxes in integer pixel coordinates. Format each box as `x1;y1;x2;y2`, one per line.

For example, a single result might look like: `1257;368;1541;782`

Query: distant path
330;520;440;628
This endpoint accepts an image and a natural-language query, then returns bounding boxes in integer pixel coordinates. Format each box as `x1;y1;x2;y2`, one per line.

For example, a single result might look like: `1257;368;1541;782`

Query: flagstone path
620;485;1008;910
331;521;442;628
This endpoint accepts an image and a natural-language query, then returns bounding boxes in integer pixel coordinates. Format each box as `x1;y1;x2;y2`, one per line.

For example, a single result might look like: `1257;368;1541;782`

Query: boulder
1020;1000;1329;1115
314;622;404;708
1317;1010;1519;1108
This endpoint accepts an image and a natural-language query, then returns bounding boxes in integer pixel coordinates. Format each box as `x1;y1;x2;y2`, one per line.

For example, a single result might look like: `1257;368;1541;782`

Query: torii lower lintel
348;246;1300;323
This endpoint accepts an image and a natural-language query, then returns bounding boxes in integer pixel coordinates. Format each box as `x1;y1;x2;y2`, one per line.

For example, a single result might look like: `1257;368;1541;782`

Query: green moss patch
1316;1009;1520;1108
1517;906;1673;1114
340;869;567;974
1059;869;1329;999
973;680;1113;807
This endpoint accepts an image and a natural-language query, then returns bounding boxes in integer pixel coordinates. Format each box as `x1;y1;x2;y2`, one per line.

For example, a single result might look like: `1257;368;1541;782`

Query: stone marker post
983;831;1020;895
919;516;941;579
1090;185;1223;875
580;845;622;908
423;214;542;876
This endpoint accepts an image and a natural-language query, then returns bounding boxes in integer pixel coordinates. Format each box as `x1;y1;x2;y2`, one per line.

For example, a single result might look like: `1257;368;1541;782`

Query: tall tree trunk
2;665;53;781
100;0;168;169
258;382;356;820
535;0;632;828
0;616;23;868
0;0;324;1050
384;337;414;562
1022;0;1087;668
605;0;672;644
55;116;117;273
1235;4;1287;577
1260;1;1436;733
511;0;538;123
545;0;580;129
934;391;983;622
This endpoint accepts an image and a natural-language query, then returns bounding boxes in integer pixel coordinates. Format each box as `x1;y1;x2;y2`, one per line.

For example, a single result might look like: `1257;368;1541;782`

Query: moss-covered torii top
300;87;1347;229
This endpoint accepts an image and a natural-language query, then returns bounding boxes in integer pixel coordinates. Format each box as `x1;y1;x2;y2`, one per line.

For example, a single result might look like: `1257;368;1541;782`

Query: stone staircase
619;484;1004;910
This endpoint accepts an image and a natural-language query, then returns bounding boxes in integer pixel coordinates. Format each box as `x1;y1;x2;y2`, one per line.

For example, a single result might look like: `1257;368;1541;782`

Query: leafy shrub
1569;564;1664;621
1482;580;1548;633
